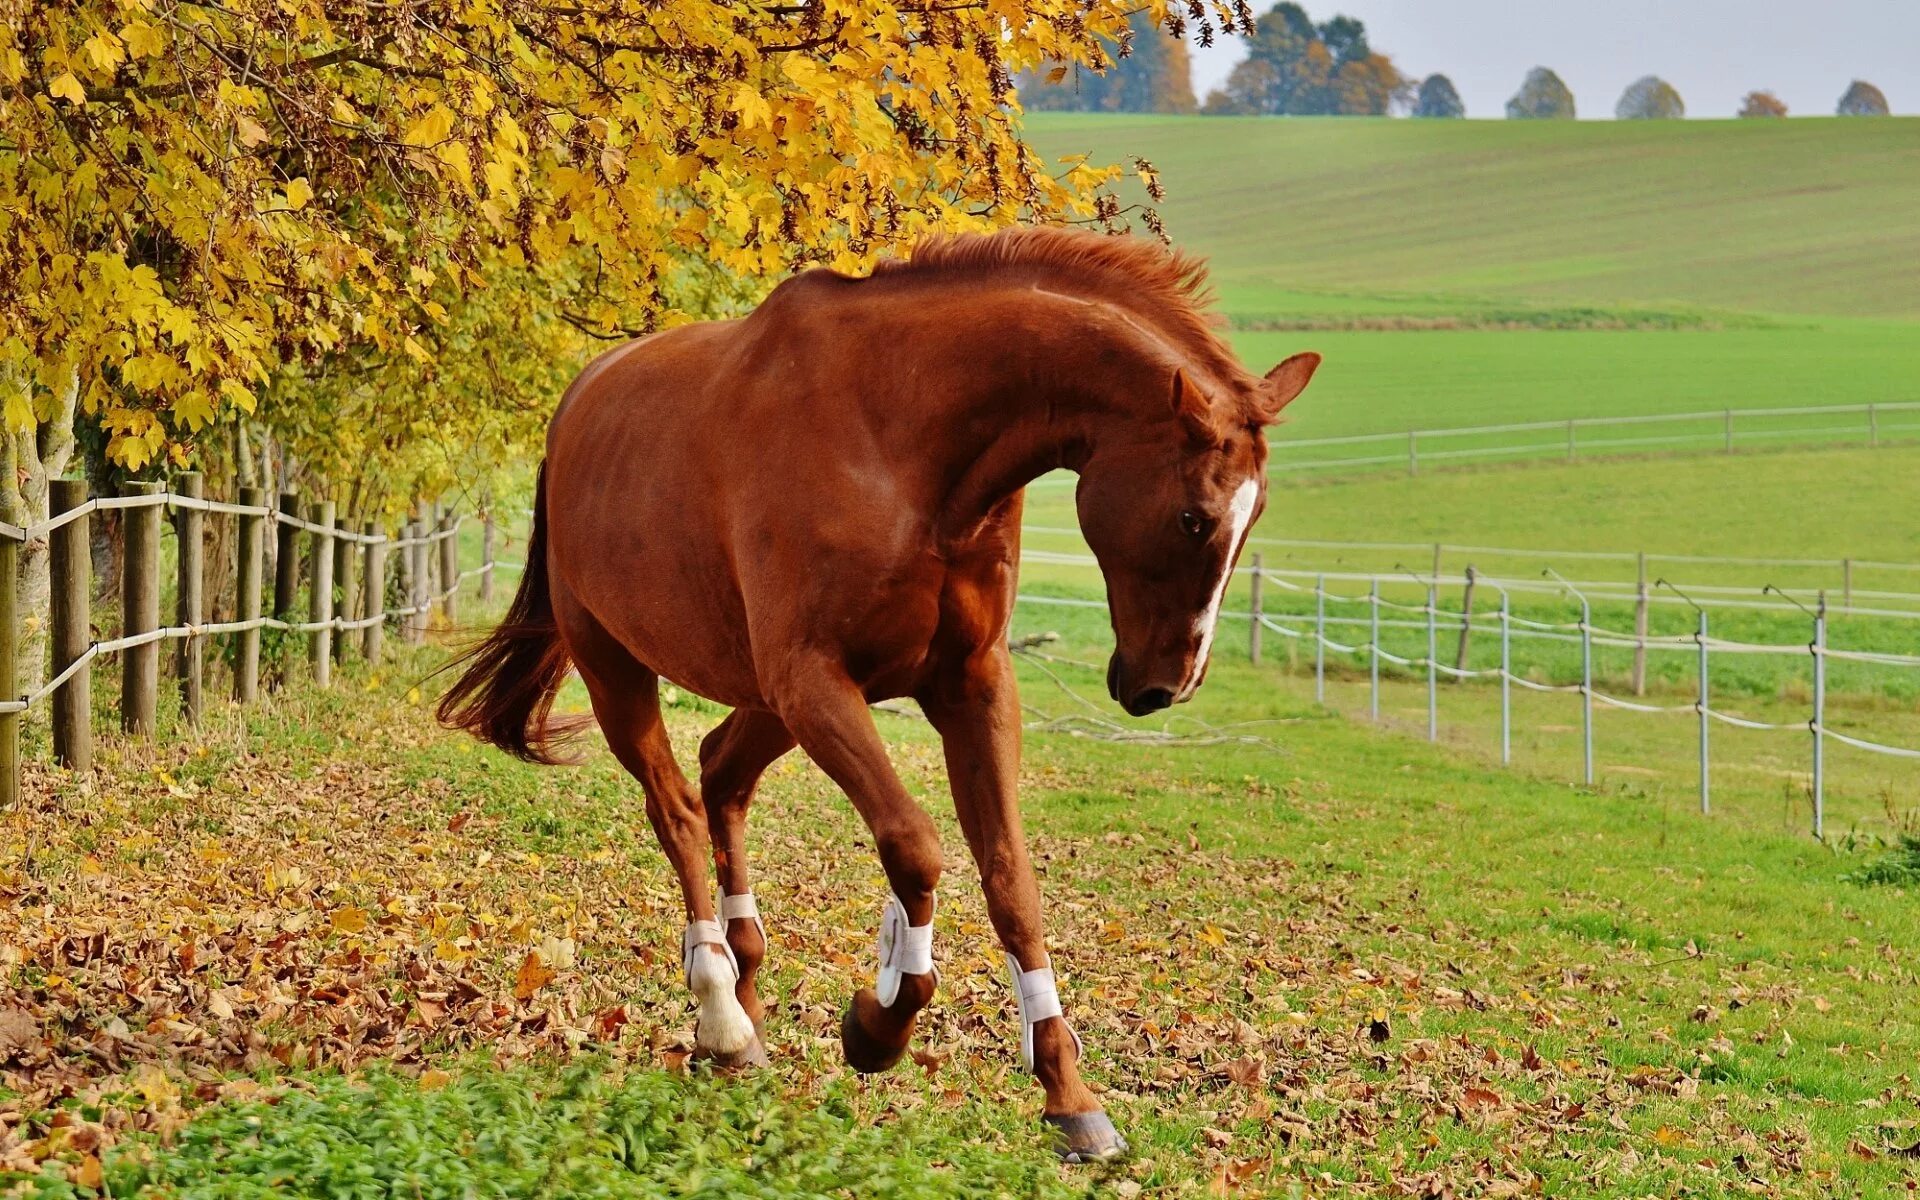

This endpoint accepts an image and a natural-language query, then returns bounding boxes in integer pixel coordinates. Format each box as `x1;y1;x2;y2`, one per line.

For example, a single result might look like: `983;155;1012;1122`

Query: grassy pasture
1025;115;1920;322
6;630;1920;1197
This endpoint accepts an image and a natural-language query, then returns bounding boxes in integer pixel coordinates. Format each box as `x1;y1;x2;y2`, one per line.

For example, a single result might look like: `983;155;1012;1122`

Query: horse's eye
1179;510;1208;538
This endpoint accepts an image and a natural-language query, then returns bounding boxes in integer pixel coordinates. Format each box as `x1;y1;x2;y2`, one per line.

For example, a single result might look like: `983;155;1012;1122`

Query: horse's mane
868;227;1260;396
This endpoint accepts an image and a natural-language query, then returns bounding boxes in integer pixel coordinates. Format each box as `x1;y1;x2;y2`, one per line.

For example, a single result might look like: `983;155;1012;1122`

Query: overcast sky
1189;1;1915;117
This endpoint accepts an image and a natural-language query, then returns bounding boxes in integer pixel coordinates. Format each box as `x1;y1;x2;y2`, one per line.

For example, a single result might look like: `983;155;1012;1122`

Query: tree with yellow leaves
2;0;1217;668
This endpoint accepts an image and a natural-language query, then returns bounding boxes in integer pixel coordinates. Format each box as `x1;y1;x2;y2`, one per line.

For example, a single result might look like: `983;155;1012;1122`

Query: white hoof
689;943;755;1056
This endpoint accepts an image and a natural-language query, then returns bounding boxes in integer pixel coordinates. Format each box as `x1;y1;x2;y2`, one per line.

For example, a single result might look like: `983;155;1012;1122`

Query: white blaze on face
1178;475;1261;701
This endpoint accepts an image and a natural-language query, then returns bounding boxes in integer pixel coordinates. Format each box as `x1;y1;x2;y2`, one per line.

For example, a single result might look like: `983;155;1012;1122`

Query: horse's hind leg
560;605;760;1064
698;708;796;1043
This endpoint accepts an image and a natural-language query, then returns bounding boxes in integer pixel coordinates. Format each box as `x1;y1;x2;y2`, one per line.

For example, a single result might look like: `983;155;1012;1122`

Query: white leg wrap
874;893;936;1008
720;891;766;947
1008;954;1082;1073
683;918;754;1055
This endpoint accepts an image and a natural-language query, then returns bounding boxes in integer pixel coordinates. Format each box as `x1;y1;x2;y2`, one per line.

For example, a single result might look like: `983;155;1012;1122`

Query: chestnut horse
439;227;1319;1161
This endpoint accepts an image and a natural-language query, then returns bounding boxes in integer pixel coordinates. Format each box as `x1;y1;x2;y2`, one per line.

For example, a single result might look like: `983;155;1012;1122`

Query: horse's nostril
1125;688;1174;717
1106;655;1121;703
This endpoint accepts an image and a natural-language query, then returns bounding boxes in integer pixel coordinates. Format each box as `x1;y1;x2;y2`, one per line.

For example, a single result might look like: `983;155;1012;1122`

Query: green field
8;117;1920;1197
1027;115;1920;322
7;626;1920;1197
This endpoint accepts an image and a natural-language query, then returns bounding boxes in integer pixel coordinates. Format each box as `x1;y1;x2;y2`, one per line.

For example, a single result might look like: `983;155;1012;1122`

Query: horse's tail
435;461;588;763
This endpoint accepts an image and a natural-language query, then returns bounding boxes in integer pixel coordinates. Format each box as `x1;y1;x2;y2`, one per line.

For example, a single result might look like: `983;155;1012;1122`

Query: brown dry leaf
0;1006;39;1064
513;951;556;1001
1218;1054;1265;1089
1460;1086;1503;1113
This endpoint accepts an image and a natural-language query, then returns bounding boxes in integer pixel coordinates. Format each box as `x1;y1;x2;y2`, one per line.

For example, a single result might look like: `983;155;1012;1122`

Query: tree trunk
0;366;80;688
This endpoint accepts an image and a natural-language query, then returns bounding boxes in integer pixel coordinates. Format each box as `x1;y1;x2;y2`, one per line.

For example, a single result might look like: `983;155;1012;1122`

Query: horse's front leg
769;663;943;1073
920;651;1125;1163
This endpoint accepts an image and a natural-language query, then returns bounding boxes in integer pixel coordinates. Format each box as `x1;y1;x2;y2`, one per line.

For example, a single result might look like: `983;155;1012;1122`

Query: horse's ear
1171;368;1215;444
1253;352;1322;424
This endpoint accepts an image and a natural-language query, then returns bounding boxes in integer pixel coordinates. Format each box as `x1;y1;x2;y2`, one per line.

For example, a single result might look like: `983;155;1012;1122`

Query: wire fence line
0;476;509;804
1010;551;1920;841
1021;537;1920;621
1018;401;1920;490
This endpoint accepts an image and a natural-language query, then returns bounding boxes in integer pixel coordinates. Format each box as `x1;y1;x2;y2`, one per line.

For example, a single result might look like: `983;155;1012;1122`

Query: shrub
1738;90;1788;118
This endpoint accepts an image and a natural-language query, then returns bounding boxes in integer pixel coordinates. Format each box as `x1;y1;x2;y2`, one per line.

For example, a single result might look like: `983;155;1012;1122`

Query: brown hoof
1045;1111;1128;1164
840;987;912;1075
694;1036;769;1071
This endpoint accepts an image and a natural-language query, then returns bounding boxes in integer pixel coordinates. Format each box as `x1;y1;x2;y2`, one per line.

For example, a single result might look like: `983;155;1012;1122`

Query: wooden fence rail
0;479;504;802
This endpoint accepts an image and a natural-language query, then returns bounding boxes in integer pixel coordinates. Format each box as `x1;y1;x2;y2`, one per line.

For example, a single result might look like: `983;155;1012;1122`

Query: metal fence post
1868;403;1878;448
1368;579;1380;722
1723;409;1734;454
235;486;265;703
121;480;163;736
1580;596;1595;786
1697;608;1710;815
1313;572;1326;704
175;472;206;724
1248;552;1263;666
1566;418;1576;462
1425;582;1438;743
1812;593;1826;839
1498;589;1511;766
50;478;91;771
1407;431;1418;477
1632;552;1649;696
1842;558;1853;612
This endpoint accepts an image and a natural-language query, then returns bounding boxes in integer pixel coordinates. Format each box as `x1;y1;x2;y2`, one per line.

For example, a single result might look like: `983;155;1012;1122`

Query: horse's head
1078;353;1321;716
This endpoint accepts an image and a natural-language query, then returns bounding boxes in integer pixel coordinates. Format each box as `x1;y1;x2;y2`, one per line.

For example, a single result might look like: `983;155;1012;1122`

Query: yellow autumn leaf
284;177;313;210
48;72;86;106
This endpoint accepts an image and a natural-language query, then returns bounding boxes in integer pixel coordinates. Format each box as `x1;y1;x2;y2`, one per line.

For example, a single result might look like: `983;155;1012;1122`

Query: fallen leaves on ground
0;686;1907;1197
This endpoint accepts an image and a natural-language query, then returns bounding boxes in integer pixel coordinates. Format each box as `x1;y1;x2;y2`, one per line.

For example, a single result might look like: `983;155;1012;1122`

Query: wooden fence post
333;511;357;664
480;511;496;603
410;506;430;644
438;507;459;624
1632;551;1649;697
362;521;385;662
0;536;16;808
270;490;300;689
50;478;91;771
121;480;163;736
1453;564;1477;674
175;472;205;724
1247;552;1263;666
307;500;335;686
235;486;266;703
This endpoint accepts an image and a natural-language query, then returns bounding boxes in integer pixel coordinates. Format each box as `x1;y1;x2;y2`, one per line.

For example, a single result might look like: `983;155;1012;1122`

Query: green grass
1025;115;1920;322
9;621;1920;1196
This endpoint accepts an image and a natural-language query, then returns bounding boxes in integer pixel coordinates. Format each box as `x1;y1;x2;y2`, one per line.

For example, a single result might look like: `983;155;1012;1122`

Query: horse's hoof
694;1036;769;1071
840;988;910;1075
1044;1111;1129;1164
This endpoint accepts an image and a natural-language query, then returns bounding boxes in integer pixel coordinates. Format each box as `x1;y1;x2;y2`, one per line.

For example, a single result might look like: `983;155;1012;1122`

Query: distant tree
1020;11;1197;114
1836;80;1890;116
1506;67;1576;119
1616;76;1685;119
1738;91;1788;118
1413;74;1465;118
1202;3;1411;115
